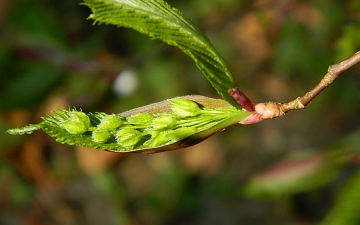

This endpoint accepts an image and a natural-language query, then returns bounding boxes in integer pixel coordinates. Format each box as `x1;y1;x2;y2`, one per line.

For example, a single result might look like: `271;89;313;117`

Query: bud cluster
58;98;238;150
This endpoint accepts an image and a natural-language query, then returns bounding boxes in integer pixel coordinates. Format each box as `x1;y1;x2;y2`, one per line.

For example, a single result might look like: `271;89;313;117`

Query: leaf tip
6;124;42;135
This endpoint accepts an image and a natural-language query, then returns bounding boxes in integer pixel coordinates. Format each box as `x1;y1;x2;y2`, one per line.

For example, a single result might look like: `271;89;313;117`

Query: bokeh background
1;0;360;224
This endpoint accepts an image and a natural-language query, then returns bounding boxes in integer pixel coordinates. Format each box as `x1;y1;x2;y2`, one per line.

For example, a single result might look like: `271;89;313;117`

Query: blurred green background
1;0;360;224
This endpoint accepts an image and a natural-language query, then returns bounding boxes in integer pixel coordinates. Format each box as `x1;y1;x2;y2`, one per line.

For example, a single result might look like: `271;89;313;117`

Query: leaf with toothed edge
5;1;257;152
6;96;251;153
82;0;240;108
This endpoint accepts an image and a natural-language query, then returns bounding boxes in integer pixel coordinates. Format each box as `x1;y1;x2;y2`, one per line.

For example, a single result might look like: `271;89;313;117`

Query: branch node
280;97;304;114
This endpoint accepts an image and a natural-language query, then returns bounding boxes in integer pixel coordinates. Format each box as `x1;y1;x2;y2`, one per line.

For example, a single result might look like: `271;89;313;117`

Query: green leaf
241;151;343;199
7;96;251;153
320;169;360;225
6;124;41;135
82;0;239;107
241;129;360;199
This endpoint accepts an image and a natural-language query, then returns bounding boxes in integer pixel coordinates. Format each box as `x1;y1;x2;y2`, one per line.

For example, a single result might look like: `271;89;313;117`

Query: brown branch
280;51;360;114
238;51;360;124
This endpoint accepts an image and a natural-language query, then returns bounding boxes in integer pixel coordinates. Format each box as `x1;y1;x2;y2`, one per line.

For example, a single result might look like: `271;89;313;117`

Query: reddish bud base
228;88;255;112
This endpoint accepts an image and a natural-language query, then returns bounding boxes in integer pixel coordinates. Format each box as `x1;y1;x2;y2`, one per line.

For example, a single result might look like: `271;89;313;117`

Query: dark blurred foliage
1;0;360;224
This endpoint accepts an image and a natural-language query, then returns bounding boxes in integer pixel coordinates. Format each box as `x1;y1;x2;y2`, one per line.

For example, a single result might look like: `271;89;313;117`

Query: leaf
82;0;239;107
241;151;343;199
241;129;360;199
320;169;360;225
7;96;251;153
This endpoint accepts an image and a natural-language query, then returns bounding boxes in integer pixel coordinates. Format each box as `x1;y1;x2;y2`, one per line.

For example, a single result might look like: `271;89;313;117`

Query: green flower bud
116;128;142;148
166;127;198;141
152;114;177;130
144;132;169;148
92;130;112;143
61;120;88;134
127;113;154;125
169;98;202;118
97;115;124;130
68;111;91;128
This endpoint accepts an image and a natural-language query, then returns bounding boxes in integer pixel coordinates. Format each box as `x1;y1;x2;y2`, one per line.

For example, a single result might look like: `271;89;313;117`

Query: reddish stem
228;88;255;112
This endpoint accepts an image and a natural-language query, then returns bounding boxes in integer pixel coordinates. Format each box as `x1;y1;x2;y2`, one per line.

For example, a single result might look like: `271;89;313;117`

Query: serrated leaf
7;96;251;153
83;0;239;107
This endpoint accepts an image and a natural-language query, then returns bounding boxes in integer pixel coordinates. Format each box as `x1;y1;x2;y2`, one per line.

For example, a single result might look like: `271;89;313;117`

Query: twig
232;51;360;124
281;51;360;114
